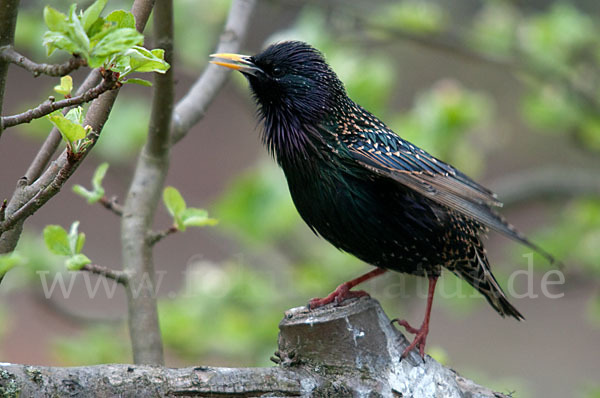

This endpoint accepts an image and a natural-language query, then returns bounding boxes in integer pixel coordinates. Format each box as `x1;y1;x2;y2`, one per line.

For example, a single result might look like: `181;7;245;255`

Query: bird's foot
307;282;369;309
392;318;429;360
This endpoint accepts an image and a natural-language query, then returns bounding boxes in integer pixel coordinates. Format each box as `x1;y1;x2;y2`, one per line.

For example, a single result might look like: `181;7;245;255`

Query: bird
210;41;555;359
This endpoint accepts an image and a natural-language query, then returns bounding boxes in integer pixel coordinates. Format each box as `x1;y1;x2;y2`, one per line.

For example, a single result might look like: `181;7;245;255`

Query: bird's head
210;41;346;124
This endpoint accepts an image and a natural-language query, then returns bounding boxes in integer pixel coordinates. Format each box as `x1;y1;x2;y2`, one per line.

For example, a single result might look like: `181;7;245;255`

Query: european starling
211;41;555;359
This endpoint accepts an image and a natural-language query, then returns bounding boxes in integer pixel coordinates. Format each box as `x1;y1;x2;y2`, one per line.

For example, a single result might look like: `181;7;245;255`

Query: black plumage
211;41;555;358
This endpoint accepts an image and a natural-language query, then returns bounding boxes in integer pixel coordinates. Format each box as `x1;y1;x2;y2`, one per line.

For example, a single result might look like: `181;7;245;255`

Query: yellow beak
209;53;262;76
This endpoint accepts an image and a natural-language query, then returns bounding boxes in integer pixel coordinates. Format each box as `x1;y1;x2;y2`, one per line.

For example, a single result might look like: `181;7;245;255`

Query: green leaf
73;162;108;204
65;106;84;125
42;4;91;58
47;110;87;144
44;6;67;32
127;47;170;73
113;46;170;77
72;184;95;201
43;31;83;56
92;162;109;193
44;225;72;256
82;0;108;33
86;16;108;40
88;20;117;46
124;78;152;87
105;10;136;29
54;75;73;96
0;252;24;278
67;4;91;55
181;208;219;228
174;216;186;231
66;253;91;270
87;56;108;69
75;232;86;254
91;28;143;58
163;186;186;219
67;221;86;256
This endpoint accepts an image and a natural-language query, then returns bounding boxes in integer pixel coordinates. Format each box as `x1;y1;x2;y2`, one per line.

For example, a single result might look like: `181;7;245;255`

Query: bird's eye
272;67;284;78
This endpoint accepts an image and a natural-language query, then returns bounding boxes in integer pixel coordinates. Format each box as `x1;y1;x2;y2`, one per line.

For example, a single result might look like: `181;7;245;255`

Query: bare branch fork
147;225;178;246
0;45;86;77
170;0;257;144
98;195;124;216
0;298;507;397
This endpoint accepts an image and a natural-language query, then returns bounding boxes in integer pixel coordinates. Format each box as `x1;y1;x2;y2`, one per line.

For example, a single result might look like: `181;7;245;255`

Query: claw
307;268;386;310
392;276;439;361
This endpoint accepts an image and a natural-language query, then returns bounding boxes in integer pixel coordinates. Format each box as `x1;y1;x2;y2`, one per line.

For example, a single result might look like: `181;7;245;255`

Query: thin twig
82;263;129;285
147;225;177;246
1;71;119;129
170;0;256;145
99;195;124;216
0;46;86;77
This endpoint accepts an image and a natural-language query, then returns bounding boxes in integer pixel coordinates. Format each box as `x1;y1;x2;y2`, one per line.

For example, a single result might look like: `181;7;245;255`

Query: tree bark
0;298;506;397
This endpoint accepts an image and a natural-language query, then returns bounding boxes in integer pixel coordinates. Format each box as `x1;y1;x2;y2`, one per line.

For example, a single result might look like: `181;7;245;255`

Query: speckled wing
343;135;555;263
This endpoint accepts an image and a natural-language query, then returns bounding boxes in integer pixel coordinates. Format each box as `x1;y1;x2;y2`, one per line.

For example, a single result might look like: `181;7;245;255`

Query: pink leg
308;268;387;309
392;276;438;359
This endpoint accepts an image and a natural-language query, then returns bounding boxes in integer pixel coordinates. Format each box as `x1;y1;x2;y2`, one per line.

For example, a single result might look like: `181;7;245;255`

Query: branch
0;46;86;77
0;155;78;234
98;195;123;216
0;0;20;139
23;69;103;183
82;263;129;285
0;0;157;256
170;0;256;145
0;298;507;397
0;71;119;129
22;0;156;184
120;0;171;365
0;200;6;222
146;225;177;246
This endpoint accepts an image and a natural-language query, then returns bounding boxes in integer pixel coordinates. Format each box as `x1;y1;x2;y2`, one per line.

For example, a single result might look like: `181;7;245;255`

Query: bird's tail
453;243;524;321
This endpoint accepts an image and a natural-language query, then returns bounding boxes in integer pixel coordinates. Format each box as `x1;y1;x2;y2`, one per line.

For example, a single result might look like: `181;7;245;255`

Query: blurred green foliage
174;0;232;70
518;3;595;74
583;386;600;398
52;325;130;365
215;163;298;247
159;260;283;365
370;1;447;35
522;198;600;275
269;8;396;114
4;233;63;290
390;80;493;174
467;2;517;57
